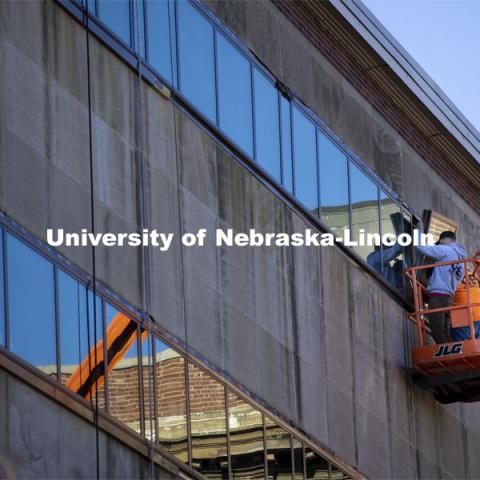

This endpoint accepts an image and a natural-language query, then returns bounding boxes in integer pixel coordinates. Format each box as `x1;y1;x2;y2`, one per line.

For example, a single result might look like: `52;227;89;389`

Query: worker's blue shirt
416;237;466;296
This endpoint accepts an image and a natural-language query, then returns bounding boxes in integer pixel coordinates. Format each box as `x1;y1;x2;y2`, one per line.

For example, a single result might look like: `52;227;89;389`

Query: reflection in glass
292;438;304;479
350;163;379;260
304;445;329;480
217;33;253;156
376;191;404;291
155;337;189;463
133;0;146;59
0;228;4;347
146;0;176;85
7;234;56;377
280;96;293;193
98;0;131;46
253;68;281;182
292;106;318;214
330;463;351;480
228;391;265;479
141;333;155;441
178;0;216;122
318;132;349;234
189;362;228;478
265;416;293;479
106;305;141;434
58;270;105;407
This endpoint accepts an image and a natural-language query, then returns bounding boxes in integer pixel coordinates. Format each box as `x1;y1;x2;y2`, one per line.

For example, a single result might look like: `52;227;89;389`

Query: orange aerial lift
66;311;147;400
405;253;480;403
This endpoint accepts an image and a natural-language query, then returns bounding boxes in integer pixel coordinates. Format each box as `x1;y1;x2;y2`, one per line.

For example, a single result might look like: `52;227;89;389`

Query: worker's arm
382;243;402;264
415;225;446;260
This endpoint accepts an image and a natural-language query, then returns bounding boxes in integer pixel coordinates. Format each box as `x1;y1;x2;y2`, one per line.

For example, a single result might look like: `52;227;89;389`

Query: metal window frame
57;0;415;306
137;323;146;438
215;28;255;160
54;265;61;383
0;209;362;477
1;228;9;350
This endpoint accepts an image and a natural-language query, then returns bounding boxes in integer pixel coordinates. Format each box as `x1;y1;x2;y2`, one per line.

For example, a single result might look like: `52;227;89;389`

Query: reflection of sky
254;68;281;182
98;0;130;45
318;133;348;207
156;338;170;353
217;32;253;156
350;164;378;204
280;97;293;193
0;229;4;346
58;270;102;367
7;234;56;367
293;107;318;211
178;0;216;122
146;0;175;83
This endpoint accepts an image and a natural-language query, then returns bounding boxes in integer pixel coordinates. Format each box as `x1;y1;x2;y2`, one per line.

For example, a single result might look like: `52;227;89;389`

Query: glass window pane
189;362;228;478
178;0;216;122
330;463;352;480
217;33;253;156
87;0;97;16
0;228;4;347
155;337;189;463
373;191;404;291
228;391;265;479
106;305;141;434
7;234;56;377
146;0;176;84
304;445;329;480
292;106;318;214
133;0;146;58
280;96;293;193
98;0;131;46
253;68;281;181
141;333;154;441
58;270;104;405
350;163;379;260
293;438;304;479
265;416;293;480
318;132;349;235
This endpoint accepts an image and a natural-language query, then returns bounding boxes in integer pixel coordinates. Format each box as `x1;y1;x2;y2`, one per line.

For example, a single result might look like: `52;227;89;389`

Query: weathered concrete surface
205;0;480;255
0;368;176;479
1;1;480;479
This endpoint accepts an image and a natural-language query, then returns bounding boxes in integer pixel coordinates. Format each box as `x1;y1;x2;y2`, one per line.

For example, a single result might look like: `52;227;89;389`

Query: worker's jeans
428;295;453;344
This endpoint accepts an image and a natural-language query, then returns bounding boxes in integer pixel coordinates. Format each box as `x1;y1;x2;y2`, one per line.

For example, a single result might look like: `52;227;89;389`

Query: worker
367;242;403;291
416;222;466;344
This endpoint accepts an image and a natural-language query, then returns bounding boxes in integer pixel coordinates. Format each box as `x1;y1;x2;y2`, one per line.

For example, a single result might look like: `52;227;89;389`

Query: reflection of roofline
331;0;480;164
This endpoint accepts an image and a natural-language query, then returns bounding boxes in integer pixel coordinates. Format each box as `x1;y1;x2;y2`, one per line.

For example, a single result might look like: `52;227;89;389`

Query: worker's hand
416;220;424;231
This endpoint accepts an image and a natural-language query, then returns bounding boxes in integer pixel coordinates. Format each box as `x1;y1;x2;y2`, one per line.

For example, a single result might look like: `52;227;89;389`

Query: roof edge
330;0;480;165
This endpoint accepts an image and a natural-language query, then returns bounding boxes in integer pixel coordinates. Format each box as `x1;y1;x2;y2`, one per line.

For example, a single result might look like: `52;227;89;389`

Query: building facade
1;0;480;479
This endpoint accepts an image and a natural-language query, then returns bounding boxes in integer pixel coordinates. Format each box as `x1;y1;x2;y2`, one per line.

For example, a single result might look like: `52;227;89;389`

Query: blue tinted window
318;132;349;233
217;33;253;156
280;96;293;193
58;271;88;377
58;269;104;400
87;0;97;16
146;0;176;85
292;106;318;213
350;163;380;259
99;0;131;46
0;229;4;347
133;0;146;58
253;68;280;181
7;234;56;374
177;1;216;122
